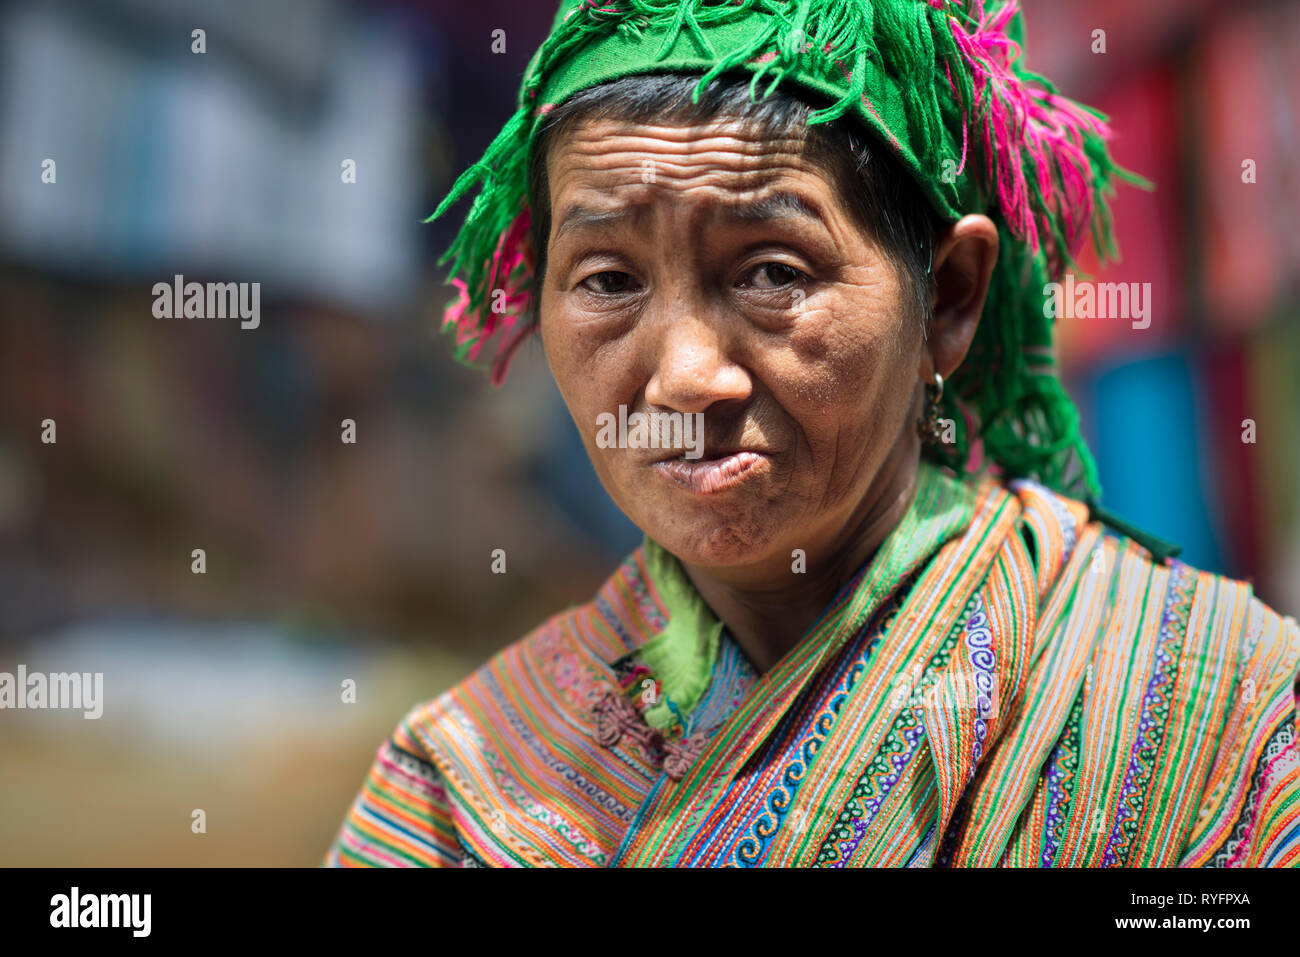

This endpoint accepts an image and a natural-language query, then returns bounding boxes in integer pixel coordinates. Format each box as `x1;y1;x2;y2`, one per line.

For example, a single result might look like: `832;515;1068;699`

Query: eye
742;262;808;289
580;270;639;295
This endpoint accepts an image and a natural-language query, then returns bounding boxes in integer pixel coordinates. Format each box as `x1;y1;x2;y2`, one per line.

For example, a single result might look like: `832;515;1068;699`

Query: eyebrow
720;190;825;226
553;190;826;240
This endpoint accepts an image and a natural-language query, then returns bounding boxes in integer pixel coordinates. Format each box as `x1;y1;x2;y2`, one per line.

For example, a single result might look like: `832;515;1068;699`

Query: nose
643;313;752;414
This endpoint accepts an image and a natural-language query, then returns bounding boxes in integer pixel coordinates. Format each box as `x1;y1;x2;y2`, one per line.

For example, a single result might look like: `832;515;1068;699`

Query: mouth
652;449;771;495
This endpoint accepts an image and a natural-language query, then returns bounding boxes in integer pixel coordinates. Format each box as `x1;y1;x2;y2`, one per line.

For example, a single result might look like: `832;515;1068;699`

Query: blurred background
0;0;1296;865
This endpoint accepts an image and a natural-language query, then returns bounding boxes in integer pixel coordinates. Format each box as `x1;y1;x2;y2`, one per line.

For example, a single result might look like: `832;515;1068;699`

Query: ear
920;214;999;383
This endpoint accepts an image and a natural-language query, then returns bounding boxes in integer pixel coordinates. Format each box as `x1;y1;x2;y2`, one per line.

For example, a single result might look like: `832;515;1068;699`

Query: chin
641;512;785;569
606;468;791;568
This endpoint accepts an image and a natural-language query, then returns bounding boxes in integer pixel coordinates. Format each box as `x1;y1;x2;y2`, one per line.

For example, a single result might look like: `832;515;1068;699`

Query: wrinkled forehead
545;116;837;230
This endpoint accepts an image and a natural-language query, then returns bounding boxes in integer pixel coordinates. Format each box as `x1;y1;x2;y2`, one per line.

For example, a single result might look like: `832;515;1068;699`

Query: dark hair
526;71;943;332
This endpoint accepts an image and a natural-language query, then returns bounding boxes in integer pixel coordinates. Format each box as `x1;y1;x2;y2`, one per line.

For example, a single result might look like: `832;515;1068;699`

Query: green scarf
428;0;1147;502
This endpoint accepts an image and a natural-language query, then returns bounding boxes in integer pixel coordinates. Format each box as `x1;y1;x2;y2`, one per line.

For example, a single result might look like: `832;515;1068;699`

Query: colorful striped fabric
325;462;1300;867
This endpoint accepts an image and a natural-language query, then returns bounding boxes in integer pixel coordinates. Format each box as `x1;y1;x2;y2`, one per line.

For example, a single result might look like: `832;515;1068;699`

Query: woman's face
538;116;928;569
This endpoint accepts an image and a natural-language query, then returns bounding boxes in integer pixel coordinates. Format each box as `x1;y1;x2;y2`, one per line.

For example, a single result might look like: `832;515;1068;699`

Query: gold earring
916;372;945;446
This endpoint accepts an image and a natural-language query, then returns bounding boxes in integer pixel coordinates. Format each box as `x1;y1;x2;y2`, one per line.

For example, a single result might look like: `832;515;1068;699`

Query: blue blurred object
1079;352;1222;574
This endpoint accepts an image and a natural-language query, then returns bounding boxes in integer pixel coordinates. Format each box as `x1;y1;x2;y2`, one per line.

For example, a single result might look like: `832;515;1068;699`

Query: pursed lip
651;449;773;494
648;445;773;464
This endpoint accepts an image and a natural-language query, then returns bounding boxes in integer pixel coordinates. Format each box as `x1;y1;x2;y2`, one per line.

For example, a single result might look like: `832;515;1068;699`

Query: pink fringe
942;0;1112;269
442;207;533;382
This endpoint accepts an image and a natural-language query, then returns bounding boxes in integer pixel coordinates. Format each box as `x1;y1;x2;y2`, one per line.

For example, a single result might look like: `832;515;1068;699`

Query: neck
681;441;923;675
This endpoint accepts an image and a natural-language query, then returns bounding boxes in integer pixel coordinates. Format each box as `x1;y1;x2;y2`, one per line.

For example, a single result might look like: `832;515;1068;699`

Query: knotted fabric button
592;690;639;747
592;689;706;781
661;732;707;781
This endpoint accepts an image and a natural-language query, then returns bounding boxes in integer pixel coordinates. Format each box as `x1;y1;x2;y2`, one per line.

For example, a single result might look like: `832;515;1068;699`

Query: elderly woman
327;0;1300;867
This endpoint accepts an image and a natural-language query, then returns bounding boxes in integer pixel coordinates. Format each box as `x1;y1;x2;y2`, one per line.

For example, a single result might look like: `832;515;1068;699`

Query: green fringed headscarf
426;0;1146;502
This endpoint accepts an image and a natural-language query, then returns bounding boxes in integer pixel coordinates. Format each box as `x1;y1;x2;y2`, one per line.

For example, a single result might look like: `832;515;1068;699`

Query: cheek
542;286;626;382
541;292;598;403
539;299;635;481
769;276;920;452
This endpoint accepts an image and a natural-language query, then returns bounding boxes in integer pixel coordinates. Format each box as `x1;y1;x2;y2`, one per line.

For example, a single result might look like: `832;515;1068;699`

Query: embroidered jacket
326;463;1300;867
